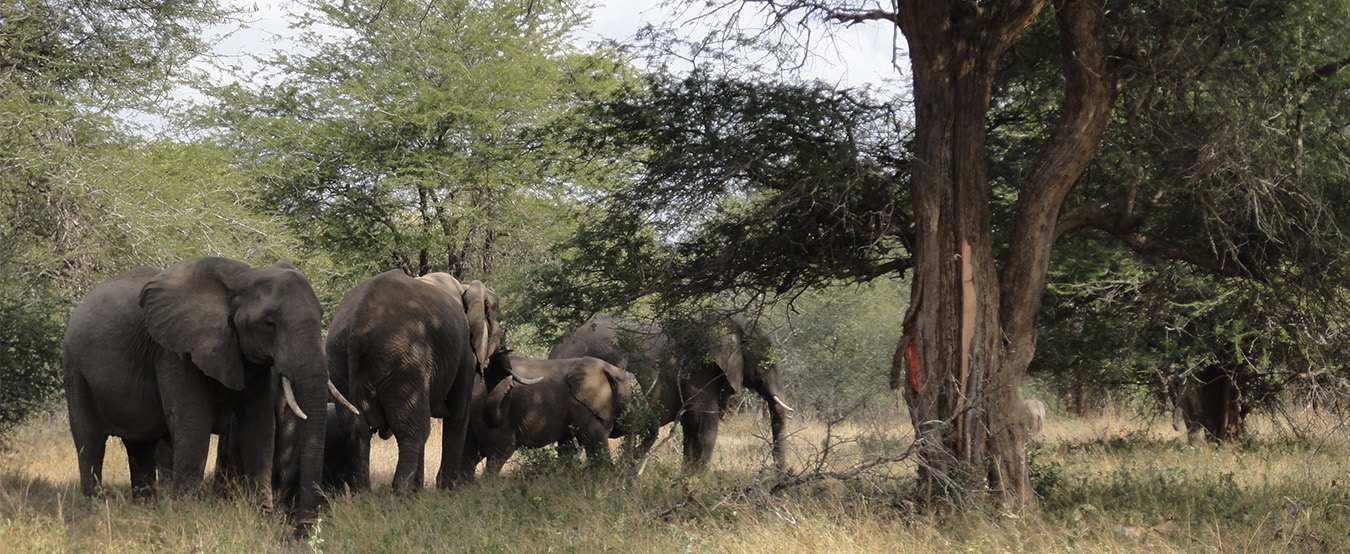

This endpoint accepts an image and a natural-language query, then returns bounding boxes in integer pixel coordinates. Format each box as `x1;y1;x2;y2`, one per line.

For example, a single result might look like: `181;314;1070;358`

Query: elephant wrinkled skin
62;257;330;531
549;314;794;471
465;355;638;475
326;270;509;493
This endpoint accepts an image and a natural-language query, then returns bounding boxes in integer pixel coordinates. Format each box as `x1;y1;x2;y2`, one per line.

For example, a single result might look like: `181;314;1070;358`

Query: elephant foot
130;485;157;502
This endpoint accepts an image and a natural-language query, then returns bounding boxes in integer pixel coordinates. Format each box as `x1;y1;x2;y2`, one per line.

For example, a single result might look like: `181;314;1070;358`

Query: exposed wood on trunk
892;0;1114;511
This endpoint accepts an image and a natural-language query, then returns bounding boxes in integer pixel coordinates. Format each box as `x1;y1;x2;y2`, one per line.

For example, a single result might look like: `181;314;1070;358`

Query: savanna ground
1;400;1348;553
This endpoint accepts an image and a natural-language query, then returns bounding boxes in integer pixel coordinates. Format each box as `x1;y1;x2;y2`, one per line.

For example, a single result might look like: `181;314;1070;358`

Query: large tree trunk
893;0;1114;511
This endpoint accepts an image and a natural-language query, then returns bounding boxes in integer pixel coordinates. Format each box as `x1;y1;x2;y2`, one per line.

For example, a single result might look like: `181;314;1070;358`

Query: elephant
62;257;341;532
548;313;794;471
1024;397;1045;435
325;270;535;493
464;355;639;475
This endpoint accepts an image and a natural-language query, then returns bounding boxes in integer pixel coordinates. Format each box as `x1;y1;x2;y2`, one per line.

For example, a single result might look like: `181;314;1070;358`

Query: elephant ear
462;280;500;371
139;257;252;390
569;361;616;424
598;362;636;432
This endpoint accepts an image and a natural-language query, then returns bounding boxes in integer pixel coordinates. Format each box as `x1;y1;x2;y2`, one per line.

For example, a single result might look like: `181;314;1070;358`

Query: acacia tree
669;0;1116;509
202;0;628;294
1009;0;1350;439
548;0;1350;510
0;0;238;436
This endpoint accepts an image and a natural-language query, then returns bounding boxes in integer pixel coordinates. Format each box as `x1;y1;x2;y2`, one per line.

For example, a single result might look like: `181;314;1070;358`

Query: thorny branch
635;406;974;522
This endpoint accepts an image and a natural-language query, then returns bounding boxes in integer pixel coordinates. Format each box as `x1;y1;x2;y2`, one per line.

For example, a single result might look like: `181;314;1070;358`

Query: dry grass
2;402;1348;553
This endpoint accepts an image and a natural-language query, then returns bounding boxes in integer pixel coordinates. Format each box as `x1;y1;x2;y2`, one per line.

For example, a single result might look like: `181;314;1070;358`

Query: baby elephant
466;356;638;475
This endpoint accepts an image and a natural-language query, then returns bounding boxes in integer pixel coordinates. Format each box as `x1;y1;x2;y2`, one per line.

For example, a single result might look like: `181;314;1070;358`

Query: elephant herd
60;257;793;534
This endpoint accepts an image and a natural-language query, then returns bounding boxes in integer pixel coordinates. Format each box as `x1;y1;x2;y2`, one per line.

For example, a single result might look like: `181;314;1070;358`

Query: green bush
0;277;67;442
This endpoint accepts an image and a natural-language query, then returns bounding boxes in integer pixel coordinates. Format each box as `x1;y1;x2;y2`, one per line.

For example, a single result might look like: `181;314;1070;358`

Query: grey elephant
548;313;794;471
464;355;639;475
326;270;534;493
62;257;340;532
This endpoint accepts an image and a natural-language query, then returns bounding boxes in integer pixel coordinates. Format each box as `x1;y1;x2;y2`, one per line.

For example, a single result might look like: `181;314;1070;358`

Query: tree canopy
199;0;632;309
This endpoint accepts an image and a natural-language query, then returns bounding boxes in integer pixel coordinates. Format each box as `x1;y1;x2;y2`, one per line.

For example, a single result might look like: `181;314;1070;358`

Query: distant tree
201;0;631;304
0;0;231;436
1009;0;1350;439
769;278;910;416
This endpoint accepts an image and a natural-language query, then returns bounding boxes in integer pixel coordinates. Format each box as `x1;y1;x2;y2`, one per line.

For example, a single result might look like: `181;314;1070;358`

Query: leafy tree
526;70;907;336
1012;0;1350;439
543;0;1350;509
200;0;632;311
768;278;910;416
0;0;233;436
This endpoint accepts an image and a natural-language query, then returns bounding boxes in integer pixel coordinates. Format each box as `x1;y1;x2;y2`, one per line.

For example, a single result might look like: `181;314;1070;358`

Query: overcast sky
207;1;907;90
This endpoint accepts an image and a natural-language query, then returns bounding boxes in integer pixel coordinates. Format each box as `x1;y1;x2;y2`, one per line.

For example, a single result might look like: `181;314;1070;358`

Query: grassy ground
1;402;1347;553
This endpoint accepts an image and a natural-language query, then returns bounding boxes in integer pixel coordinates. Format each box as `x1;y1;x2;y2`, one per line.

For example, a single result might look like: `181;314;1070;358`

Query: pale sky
206;0;907;91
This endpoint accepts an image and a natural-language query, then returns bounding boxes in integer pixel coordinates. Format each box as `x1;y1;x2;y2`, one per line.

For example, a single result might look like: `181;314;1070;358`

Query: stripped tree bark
893;0;1116;510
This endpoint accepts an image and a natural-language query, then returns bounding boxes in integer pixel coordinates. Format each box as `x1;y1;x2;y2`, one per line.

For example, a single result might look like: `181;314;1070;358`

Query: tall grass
2;403;1347;553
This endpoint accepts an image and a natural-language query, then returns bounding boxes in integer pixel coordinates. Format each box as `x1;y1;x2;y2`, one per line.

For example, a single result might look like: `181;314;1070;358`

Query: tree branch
1057;204;1254;279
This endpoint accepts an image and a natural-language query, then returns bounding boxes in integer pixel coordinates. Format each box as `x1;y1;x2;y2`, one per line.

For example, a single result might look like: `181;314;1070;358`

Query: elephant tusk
773;395;796;414
283;377;308;420
329;380;361;416
511;370;543;385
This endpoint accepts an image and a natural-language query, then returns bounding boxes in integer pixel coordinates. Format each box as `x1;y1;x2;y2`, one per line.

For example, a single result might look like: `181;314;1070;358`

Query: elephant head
481;349;518;428
602;363;641;438
416;273;502;374
138;257;330;531
716;314;794;469
463;280;502;373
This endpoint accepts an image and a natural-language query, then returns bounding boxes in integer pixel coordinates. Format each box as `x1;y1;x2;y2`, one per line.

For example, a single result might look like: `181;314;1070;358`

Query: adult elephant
62;257;335;532
326;270;533;493
465;355;638;475
548;313;794;471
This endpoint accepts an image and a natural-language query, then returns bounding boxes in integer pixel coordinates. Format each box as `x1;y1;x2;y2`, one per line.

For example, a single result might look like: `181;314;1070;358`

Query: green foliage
1008;0;1350;423
527;70;909;334
0;275;65;441
0;0;259;438
768;278;909;414
201;0;632;313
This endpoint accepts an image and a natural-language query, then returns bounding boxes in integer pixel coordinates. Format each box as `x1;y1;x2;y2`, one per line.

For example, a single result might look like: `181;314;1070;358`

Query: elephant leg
73;438;107;498
680;408;719;471
350;429;373;492
66;375;107;497
578;426;611;468
168;417;213;495
154;439;173;487
125;440;159;499
232;387;277;513
213;424;242;493
390;418;429;494
436;372;475;489
157;355;214;494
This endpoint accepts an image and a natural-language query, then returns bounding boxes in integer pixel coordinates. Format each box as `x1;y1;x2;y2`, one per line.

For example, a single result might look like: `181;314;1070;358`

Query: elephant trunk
275;336;328;535
756;382;791;472
768;398;788;471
